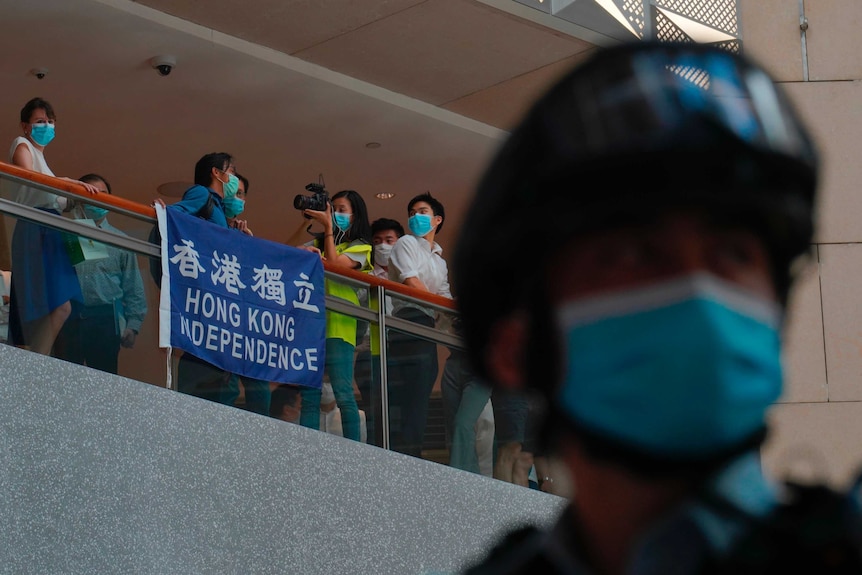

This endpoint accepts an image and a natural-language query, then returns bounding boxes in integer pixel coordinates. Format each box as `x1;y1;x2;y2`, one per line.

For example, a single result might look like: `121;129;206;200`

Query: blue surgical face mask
408;213;433;237
555;274;783;458
223;196;245;218
30;123;55;147
221;172;239;199
333;211;351;232
83;205;109;221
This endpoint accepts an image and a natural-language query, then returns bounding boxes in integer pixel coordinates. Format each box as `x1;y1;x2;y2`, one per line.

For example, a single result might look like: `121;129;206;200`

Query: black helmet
454;42;818;390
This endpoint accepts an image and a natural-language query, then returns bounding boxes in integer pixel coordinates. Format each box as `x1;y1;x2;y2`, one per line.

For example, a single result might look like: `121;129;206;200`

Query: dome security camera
30;68;49;80
150;55;177;77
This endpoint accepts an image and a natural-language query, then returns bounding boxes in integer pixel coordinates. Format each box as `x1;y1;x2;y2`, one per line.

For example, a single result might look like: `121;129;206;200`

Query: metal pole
377;284;391;450
799;0;809;82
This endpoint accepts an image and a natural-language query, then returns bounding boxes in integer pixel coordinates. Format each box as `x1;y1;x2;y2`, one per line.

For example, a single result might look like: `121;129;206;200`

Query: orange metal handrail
0;160;156;218
323;261;456;311
0;161;456;311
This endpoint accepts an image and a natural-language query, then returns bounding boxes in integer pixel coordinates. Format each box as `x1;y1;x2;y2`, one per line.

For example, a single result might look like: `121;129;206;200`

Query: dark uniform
453;43;862;575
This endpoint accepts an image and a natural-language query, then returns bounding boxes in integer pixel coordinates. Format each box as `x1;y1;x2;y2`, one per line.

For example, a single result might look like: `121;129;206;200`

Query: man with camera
455;43;862;573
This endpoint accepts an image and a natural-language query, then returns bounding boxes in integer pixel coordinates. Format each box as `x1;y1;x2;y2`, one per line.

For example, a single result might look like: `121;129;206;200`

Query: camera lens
294;195;309;210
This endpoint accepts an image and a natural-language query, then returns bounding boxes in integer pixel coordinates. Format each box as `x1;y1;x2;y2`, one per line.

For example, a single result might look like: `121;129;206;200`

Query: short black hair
194;153;233;188
236;173;249;195
371;218;404;238
270;385;301;418
20;97;55;124
408;192;445;233
79;173;112;194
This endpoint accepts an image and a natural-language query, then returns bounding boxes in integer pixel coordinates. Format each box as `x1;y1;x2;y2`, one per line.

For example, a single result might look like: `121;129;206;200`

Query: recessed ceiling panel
136;0;428;53
296;0;595;105
444;49;596;129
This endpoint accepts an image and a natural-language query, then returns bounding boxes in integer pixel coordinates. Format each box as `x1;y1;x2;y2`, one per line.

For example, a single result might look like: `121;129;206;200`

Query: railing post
377;284;391;451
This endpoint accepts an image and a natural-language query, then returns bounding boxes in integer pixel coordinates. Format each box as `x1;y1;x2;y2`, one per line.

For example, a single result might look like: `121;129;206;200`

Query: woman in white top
7;97;97;355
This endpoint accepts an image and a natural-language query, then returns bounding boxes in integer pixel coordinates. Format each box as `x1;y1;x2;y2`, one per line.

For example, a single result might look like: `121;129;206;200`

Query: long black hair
331;189;372;245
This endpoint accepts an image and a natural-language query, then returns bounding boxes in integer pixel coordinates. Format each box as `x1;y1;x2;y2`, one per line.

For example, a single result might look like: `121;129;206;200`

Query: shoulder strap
196;192;216;221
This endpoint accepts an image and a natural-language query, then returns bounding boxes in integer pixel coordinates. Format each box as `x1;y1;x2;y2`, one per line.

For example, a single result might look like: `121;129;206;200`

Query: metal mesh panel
655;9;694;43
711;39;741;53
654;0;738;35
620;0;647;35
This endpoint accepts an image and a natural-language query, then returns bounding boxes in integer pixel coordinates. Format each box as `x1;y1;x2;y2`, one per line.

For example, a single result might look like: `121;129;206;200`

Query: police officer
454;42;862;574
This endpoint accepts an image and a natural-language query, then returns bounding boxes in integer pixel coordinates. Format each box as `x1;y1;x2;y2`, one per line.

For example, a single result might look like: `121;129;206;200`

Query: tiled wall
741;0;862;486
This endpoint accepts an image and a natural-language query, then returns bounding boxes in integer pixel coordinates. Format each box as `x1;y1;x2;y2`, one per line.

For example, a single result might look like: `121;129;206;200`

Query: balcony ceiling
0;0;599;254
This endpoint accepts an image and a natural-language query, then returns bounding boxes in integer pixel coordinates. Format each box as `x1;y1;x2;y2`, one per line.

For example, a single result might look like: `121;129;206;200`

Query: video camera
293;182;329;212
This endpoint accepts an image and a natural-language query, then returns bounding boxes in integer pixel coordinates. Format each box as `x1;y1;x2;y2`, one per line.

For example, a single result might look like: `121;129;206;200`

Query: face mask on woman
333;211;352;232
221;173;239;199
30;123;55;147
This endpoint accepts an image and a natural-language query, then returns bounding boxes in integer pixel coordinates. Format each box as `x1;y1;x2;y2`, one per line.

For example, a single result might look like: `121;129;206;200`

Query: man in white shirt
387;193;451;457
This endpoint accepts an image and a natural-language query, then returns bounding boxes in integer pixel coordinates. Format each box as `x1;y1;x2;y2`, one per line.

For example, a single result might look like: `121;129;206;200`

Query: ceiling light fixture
375;192;395;200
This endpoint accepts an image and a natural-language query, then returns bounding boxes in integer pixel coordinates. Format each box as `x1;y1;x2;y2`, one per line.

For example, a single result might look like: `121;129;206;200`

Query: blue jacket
169;185;228;228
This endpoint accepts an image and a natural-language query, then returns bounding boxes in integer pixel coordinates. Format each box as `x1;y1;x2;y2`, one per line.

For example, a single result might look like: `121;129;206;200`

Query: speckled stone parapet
0;344;563;574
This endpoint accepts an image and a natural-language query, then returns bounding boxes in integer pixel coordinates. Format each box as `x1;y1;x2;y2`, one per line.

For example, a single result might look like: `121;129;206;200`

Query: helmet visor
551;43;815;170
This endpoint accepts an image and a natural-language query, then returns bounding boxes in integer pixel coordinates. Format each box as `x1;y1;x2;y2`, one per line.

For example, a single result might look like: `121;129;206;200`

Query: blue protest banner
156;205;325;387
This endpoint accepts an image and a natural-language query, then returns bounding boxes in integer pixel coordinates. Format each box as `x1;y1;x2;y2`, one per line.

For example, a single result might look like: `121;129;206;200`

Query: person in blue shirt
163;152;236;228
455;43;862;574
159;152;241;406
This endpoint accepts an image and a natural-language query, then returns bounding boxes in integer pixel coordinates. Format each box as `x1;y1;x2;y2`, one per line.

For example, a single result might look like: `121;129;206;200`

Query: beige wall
742;0;862;486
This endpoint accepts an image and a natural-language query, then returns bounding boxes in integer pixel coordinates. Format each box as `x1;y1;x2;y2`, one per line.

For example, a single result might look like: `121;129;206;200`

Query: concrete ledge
0;344;562;574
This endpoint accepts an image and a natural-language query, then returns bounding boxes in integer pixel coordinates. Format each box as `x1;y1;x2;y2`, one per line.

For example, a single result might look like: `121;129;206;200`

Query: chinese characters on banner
156;205;326;388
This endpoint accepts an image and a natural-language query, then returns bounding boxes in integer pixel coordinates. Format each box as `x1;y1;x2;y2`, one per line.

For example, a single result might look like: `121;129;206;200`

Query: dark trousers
387;309;438;458
53;301;121;374
224;373;272;416
177;354;232;405
356;346;386;448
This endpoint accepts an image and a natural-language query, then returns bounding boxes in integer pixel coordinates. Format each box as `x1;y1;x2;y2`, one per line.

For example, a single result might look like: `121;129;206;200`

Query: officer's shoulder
462;525;559;575
715;480;862;573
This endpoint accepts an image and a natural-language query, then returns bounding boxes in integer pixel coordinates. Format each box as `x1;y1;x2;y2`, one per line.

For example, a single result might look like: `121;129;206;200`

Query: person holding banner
291;189;372;442
164;152;240;405
4;97;100;356
222;172;272;416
